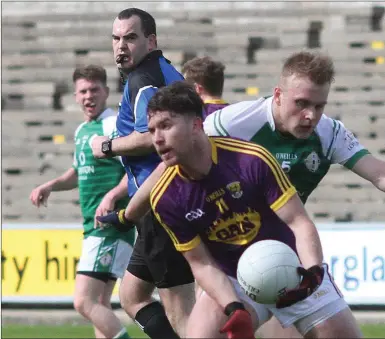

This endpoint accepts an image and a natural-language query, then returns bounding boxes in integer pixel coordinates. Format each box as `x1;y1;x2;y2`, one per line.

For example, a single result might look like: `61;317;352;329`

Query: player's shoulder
317;113;340;128
97;109;118;135
204;97;272;139
212;136;273;163
127;69;153;89
150;166;180;211
101;113;118;124
217;97;268;118
315;114;344;139
74;121;87;138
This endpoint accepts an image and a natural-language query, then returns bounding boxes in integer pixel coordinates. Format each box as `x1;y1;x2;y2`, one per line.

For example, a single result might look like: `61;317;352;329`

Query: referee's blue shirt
116;50;184;197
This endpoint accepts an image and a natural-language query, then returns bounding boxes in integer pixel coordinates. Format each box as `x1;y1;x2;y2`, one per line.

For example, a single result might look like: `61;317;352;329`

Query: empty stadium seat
2;2;384;222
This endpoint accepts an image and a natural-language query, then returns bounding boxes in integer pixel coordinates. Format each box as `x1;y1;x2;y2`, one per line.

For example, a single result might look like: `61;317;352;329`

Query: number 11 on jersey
215;197;229;214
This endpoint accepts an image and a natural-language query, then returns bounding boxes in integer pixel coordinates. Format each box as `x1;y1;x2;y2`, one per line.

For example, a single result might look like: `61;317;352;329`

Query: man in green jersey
204;51;385;204
30;65;135;339
204;50;385;338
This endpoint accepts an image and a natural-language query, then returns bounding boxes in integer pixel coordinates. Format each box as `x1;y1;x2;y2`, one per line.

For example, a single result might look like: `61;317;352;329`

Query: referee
91;8;195;339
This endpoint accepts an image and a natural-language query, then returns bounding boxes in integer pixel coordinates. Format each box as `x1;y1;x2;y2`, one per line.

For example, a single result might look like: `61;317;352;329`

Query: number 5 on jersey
281;160;291;173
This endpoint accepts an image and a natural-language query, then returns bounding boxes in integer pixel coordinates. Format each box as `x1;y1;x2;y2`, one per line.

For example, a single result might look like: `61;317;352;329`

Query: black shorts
127;212;194;288
77;271;117;283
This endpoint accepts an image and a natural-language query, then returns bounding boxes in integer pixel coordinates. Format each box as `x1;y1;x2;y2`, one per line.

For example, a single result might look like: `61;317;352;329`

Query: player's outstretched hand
276;265;324;309
30;184;52;208
220;302;255;339
96;209;135;232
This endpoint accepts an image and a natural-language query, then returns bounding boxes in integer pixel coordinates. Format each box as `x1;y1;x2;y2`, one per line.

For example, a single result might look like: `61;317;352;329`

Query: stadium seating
2;2;385;222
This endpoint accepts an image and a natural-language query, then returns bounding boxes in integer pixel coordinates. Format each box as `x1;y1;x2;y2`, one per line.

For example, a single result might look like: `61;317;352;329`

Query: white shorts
77;236;133;279
231;263;349;333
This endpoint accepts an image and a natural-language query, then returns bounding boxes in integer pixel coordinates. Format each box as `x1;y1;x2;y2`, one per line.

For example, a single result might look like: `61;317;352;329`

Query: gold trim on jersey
150;167;177;209
270;186;297;211
174;235;201;251
175;138;218;182
209;138;218;164
152;211;180;246
175;166;189;181
150;166;201;251
213;137;293;193
160;224;201;251
204;99;228;105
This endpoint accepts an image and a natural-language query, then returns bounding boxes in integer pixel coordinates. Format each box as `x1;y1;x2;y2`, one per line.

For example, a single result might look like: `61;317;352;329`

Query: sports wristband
118;209;131;225
224;301;246;316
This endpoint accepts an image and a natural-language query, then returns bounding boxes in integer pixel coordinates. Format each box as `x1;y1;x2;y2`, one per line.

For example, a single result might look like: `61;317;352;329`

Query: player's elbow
372;174;385;192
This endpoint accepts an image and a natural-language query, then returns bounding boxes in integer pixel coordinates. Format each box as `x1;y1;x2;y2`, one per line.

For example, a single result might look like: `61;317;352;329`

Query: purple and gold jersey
204;99;229;119
151;137;297;277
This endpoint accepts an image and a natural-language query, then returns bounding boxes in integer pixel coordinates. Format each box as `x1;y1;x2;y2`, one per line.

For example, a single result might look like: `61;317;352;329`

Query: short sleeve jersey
203;97;370;202
73;108;135;243
151;137;297;277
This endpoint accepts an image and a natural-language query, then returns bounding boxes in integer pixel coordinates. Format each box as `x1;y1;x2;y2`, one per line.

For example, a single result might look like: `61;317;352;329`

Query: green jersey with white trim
73;108;134;243
204;97;370;203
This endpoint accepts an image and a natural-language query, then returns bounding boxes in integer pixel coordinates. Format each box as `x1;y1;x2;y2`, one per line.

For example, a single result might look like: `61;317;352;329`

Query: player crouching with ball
98;81;362;339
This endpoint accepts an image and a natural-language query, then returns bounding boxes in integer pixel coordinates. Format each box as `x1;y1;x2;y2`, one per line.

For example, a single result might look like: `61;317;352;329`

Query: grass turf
1;324;148;338
2;324;385;338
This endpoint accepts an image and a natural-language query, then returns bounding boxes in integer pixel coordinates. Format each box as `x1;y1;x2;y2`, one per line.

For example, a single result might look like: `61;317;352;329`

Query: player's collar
209;138;218;164
204;99;228;105
175;138;218;181
265;96;276;131
95;108;116;121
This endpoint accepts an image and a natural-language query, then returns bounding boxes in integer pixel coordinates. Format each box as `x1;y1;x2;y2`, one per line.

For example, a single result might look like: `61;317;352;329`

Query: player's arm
273;194;326;309
252;145;323;268
183;242;241;308
96;163;167;229
110;131;154;156
92;79;157;158
94;174;128;228
124;162;167;221
274;195;323;268
351;154;385;191
112;78;159;157
327;118;385;190
251;146;325;308
184;244;256;338
106;173;129;202
30;168;78;207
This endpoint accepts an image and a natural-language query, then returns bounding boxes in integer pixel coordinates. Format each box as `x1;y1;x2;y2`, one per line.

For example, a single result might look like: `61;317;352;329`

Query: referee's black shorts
127;212;194;288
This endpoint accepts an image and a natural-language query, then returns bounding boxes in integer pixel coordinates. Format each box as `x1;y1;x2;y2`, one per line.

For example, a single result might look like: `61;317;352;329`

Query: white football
237;240;301;304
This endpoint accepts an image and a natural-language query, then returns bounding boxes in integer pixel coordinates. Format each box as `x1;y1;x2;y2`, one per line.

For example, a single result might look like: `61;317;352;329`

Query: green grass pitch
2;323;385;338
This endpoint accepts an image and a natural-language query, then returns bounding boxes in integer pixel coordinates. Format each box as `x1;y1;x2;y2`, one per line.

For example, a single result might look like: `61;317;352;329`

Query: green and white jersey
204;97;370;203
73;108;134;244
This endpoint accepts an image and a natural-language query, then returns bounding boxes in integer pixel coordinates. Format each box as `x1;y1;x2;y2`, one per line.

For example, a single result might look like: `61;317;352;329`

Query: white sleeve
72;151;78;169
203;99;267;140
72;123;85;170
102;115;117;136
203;111;222;136
100;115;122;163
320;116;368;165
332;121;369;165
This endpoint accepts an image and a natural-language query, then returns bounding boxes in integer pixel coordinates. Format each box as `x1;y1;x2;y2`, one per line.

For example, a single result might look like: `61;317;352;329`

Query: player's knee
119;273;154;316
257;319;302;339
74;294;95;317
98;294;112;309
300;303;362;338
